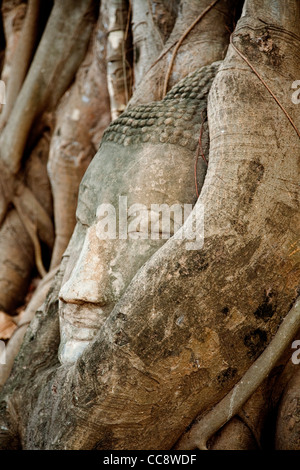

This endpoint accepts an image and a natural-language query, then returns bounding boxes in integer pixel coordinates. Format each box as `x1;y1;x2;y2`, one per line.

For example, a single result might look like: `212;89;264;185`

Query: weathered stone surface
102;62;219;151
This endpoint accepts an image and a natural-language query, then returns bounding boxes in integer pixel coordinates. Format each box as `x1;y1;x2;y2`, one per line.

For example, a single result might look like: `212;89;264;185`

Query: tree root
131;0;164;88
129;0;237;106
13;182;54;250
102;0;131;120
162;0;220;97
0;0;97;175
0;134;53;312
13;199;46;278
48;9;110;269
0;209;35;312
0;266;58;389
175;297;300;450
0;0;96;313
0;0;41;129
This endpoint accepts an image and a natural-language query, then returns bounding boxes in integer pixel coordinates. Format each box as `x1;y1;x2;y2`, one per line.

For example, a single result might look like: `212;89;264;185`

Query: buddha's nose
59;225;109;306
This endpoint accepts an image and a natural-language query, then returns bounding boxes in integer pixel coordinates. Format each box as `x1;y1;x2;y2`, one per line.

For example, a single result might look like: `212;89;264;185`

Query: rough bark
0;267;58;388
0;132;52;313
176;298;300;449
102;0;131;120
0;0;98;175
48;10;111;269
0;0;98;313
129;0;242;105
275;367;300;449
0;0;42;129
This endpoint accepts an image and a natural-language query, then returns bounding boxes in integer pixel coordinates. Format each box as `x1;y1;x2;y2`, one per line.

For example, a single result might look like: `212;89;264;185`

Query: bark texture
102;0;132;120
0;132;52;312
48;9;111;269
129;0;241;105
275;367;300;449
0;0;98;313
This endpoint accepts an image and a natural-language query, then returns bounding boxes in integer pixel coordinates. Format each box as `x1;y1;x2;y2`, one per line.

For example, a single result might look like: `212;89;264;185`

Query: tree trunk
0;0;98;313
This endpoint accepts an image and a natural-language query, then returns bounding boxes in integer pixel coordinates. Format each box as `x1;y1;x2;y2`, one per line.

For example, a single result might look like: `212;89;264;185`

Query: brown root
0;0;97;175
102;0;132;120
0;0;41;129
0;266;58;389
129;0;238;105
48;10;111;269
275;367;300;449
176;298;300;450
0;133;53;312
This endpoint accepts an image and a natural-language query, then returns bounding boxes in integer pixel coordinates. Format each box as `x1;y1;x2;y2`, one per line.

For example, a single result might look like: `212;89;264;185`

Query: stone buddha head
58;65;216;364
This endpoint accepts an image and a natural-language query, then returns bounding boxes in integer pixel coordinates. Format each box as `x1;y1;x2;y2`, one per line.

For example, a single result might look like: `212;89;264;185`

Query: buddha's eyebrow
76;185;97;224
121;159;139;179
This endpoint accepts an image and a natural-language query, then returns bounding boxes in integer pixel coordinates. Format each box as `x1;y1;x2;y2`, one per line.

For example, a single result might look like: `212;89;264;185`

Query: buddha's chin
58;320;100;364
58;300;106;364
58;338;92;364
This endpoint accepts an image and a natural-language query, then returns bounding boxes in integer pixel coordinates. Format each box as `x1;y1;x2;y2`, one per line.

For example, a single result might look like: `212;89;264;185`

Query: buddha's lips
59;300;107;332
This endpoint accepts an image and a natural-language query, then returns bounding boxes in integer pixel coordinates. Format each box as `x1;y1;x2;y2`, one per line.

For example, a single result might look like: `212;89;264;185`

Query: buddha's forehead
76;141;198;226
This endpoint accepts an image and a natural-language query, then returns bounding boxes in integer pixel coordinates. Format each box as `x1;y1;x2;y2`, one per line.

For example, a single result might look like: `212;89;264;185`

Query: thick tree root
0;0;97;175
131;0;164;88
129;0;238;105
102;0;131;120
0;0;97;311
0;266;58;389
48;9;110;269
0;0;41;129
162;0;220;96
0;134;53;312
176;298;300;450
